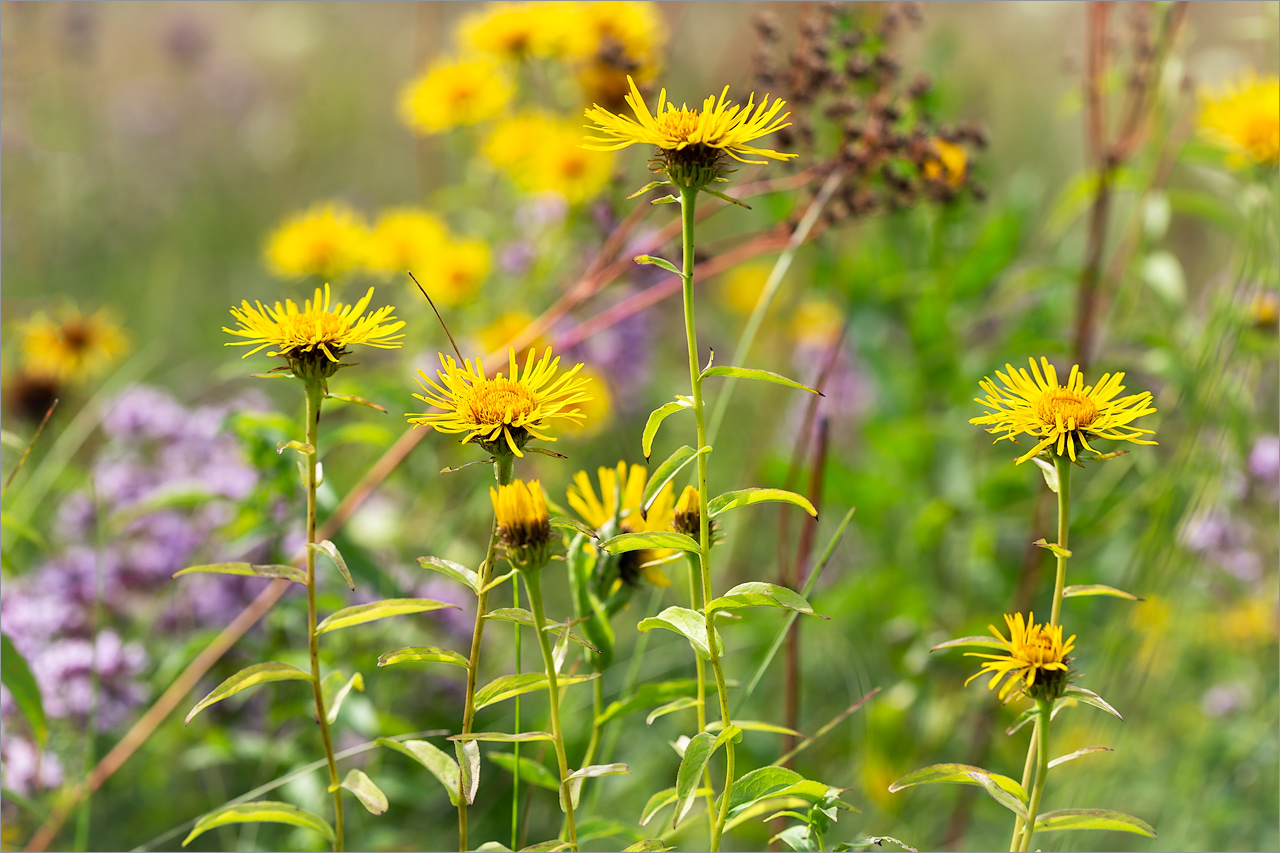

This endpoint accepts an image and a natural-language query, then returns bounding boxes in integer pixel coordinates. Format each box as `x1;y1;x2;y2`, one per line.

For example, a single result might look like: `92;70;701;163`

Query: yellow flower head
970;357;1157;464
965;612;1075;702
567;461;674;587
398;56;514;136
673;485;700;537
477;311;547;357
923;138;967;188
264;201;369;281
486;113;615;204
364;208;449;279
557;1;664;62
1198;72;1280;168
20;306;130;383
459;2;556;59
790;298;844;349
409;347;592;457
491;479;555;569
432;238;491;305
583;75;797;189
716;261;771;315
224;284;405;380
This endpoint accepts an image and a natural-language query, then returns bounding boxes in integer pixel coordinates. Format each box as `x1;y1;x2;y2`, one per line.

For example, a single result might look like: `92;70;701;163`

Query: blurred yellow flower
459;2;556;59
1198;72;1279;168
432;238;491;305
584;76;796;188
971;357;1158;464
561;367;613;434
264;201;369;281
556;1;664;63
484;112;556;172
790;298;844;348
486;113;615;204
409;347;592;457
364;208;449;279
716;262;771;315
923;138;967;187
478;311;547;357
20;306;130;382
567;461;674;587
965;612;1074;702
398;56;514;136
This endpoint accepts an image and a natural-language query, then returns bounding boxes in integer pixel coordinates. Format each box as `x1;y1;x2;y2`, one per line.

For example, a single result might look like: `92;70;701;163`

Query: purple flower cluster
1;385;272;793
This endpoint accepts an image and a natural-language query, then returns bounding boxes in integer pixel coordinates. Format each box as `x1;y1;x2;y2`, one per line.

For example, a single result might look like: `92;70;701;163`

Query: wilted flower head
19;305;130;382
264;201;369;281
1198;71;1279;168
965;612;1075;702
398;56;514;136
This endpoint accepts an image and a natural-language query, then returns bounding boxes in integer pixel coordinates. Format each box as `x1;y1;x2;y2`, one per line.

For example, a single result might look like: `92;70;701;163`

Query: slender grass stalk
1048;454;1073;627
458;453;516;852
1018;700;1053;852
522;569;579;852
302;380;344;853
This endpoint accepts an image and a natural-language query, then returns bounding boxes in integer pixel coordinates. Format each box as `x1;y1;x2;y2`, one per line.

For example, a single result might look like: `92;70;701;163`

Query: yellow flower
409;347;592;457
561;2;666;106
484;112;557;172
971;357;1158;464
20;306;130;382
923;138;967;187
716;261;771;315
433;238;491;305
491;479;555;568
583;75;797;189
567;461;675;587
790;298;844;349
458;2;556;59
672;485;700;537
1198;72;1279;168
486;114;615;204
398;56;514;136
965;612;1075;702
224;284;404;380
264;201;369;281
560;367;613;435
364;208;449;278
477;311;547;357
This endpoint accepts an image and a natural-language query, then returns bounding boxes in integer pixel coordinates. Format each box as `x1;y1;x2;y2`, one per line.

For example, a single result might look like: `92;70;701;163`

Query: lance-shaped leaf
308;540;355;591
276;439;314;457
182;802;334;847
888;764;1029;815
186;662;313;725
1033;538;1072;559
964;771;1028;819
634;254;681;275
642;398;693;458
489;751;559;791
482;608;599;652
931;635;1008;652
474;844;513;853
567;763;629;782
0;633;45;746
706;719;803;737
326;392;386;413
320;671;364;725
708;488;817;519
672;728;741;827
1032;456;1059;493
622;841;675;853
725;767;835;817
638;606;724;660
474;672;598;709
699;365;820;395
551;516;598;539
646;698;700;726
1048;746;1113;770
1033;809;1156;837
1005;700;1066;736
334;769;387;815
641;446;709;513
639;786;709;827
706;582;825;618
596;680;698;727
1063;584;1143;601
315;598;460;635
1063;685;1124;719
172;562;307;584
418;556;480;593
378;646;469;670
377;738;460;806
449;731;556;743
600;531;700;555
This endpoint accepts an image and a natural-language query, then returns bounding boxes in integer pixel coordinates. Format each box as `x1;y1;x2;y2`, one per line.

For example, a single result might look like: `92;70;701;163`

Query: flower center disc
1025;632;1057;665
657;109;702;142
1036;389;1098;429
283;312;348;345
467;378;537;424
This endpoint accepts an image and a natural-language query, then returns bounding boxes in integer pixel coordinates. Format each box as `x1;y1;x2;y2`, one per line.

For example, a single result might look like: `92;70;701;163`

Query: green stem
512;580;522;852
679;185;736;852
1049;453;1072;627
522;569;579;852
1019;699;1053;852
686;553;716;837
1008;709;1039;852
303;381;344;853
458;453;515;852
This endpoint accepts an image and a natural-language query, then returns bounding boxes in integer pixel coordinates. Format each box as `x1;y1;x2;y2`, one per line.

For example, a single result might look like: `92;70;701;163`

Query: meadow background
1;2;1277;851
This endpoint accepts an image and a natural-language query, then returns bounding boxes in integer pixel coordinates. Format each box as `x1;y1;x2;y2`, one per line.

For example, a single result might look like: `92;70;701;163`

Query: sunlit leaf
378;646;469;670
600;531;700;555
646;697;701;726
642;398;693;458
706;582;825;618
474;673;597;709
449;731;556;743
638;606;724;660
1063;685;1123;720
315;598;460;635
1062;584;1142;601
707;488;817;519
172;562;306;585
182;802;333;847
417;556;480;593
888;764;1028;814
1033;808;1156;837
931;636;1007;652
377;737;460;807
320;671;364;725
482;608;599;652
641;446;708;513
699;365;819;395
334;769;387;815
1048;746;1113;770
308;540;355;591
186;662;313;725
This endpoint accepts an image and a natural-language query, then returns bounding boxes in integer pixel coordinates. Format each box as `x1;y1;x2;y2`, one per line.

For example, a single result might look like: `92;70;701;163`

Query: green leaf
171;562;306;585
600;531;700;555
641;445;706;512
773;825;818;852
1048;746;1113;770
1;633;46;746
326;392;387;413
449;731;556;743
1032;538;1072;559
642;398;693;458
638;606;724;660
887;764;1028;814
458;740;480;804
489;751;559;791
378;646;469;670
627;180;672;199
551;516;598;539
964;770;1027;819
335;769;388;815
567;763;629;782
1033;808;1156;837
480;569;519;595
724;767;803;815
596;680;698;727
475;844;513;852
706;582;825;618
1032;457;1059;493
706;719;802;737
622;842;675;853
708;488;817;519
276;439;314;457
474;672;598;709
482;608;599;652
639;786;707;827
930;635;1007;652
838;837;918;853
699;365;819;395
1063;584;1143;601
1;786;49;821
672;732;720;827
417;556;480;593
576;817;644;844
186;662;313;725
315;598;460;635
1063;685;1124;720
308;540;355;591
377;737;460;806
646;697;701;725
182;802;333;847
320;671;364;726
634;254;681;275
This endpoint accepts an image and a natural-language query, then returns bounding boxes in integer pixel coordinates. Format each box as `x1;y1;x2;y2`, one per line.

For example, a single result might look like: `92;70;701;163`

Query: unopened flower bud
491;479;554;570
